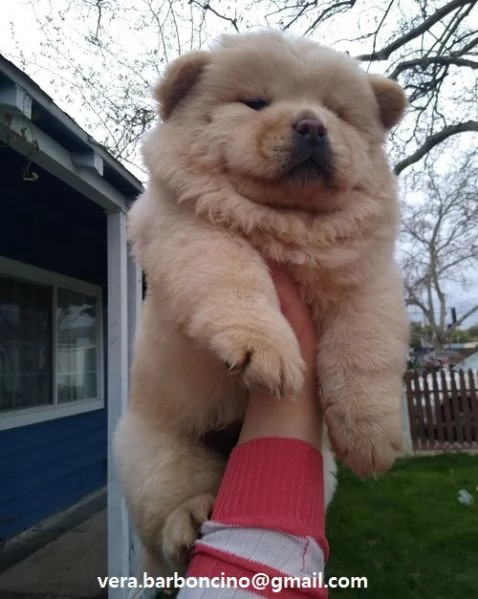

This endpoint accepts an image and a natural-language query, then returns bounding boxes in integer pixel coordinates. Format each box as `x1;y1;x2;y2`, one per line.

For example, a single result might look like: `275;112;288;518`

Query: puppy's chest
246;229;365;283
288;264;341;319
245;234;347;303
244;230;366;314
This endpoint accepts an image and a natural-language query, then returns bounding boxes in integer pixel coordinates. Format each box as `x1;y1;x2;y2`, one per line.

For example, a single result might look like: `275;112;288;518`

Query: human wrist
238;375;322;450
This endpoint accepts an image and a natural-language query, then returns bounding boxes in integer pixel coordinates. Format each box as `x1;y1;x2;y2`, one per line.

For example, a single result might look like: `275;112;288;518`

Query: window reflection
0;276;52;411
56;288;98;403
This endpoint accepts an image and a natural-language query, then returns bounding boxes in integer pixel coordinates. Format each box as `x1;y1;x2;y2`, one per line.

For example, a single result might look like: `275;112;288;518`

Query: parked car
420;354;443;369
408;359;478;405
426;349;463;366
408;349;440;370
405;351;478;445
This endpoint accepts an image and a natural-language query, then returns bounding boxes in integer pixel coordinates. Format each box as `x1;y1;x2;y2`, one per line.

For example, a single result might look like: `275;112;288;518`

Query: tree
3;2;478;347
467;325;478;339
400;150;478;348
3;0;477;176
409;321;434;348
449;328;472;343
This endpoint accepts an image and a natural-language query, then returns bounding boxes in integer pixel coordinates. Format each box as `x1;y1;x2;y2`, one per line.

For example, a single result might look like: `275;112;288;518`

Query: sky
1;0;477;328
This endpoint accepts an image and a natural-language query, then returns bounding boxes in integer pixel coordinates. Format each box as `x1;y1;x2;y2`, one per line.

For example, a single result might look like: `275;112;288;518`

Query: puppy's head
150;31;406;211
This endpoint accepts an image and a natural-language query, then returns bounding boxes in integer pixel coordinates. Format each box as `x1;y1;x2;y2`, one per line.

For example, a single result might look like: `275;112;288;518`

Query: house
445;342;478;351
0;51;142;579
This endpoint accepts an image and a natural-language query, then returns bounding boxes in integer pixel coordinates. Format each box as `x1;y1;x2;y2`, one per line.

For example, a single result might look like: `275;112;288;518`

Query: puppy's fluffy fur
114;30;409;574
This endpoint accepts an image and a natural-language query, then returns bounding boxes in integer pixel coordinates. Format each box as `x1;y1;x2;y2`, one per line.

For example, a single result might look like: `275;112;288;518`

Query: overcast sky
1;0;477;328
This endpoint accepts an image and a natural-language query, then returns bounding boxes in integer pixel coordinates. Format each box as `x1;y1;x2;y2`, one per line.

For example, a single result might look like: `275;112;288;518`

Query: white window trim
0;256;104;431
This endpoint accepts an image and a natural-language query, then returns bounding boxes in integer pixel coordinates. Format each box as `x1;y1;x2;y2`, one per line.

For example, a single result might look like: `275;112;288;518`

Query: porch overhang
0;56;143;213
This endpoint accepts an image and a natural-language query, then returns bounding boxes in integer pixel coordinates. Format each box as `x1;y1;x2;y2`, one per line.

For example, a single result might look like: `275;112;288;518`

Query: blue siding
0;148;109;539
0;411;107;539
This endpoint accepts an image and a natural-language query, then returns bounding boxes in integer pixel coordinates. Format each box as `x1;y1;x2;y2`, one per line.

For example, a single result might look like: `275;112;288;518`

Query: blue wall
0;148;108;540
0;411;107;539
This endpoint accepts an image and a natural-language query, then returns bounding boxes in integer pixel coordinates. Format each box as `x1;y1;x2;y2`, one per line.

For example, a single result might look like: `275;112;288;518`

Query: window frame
0;257;104;431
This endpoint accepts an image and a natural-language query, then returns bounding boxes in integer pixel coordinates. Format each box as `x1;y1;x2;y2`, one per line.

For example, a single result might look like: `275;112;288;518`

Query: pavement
0;489;107;599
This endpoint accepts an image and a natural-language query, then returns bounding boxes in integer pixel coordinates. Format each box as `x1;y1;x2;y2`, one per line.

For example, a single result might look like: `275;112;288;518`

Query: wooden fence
404;368;478;451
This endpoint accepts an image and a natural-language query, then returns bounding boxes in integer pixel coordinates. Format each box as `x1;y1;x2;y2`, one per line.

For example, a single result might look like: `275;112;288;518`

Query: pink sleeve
185;438;328;598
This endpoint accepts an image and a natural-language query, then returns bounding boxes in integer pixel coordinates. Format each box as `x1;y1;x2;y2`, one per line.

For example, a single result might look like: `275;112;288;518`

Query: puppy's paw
216;321;304;397
162;494;215;569
324;404;402;477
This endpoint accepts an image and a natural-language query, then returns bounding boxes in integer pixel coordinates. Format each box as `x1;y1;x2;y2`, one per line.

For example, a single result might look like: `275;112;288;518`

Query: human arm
178;263;328;598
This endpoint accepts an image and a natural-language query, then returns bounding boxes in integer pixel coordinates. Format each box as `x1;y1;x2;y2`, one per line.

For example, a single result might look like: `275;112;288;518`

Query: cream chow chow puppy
114;30;409;574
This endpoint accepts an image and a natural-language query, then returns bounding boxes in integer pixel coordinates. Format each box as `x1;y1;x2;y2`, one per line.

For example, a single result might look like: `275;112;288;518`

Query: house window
56;287;99;404
0;258;103;430
0;276;52;411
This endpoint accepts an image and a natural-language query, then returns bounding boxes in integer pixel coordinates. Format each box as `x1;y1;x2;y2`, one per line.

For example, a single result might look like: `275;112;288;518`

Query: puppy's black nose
293;118;327;144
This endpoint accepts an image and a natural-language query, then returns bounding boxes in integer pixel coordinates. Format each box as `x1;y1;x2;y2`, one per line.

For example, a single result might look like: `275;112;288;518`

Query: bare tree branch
394;121;478;175
188;0;240;31
401;154;478;347
405;286;433;322
451;304;478;329
355;0;475;61
303;0;357;35
367;0;397;67
389;55;478;80
265;0;356;33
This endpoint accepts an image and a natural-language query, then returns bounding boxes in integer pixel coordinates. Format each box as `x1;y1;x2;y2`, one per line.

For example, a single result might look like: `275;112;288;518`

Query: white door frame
106;209;144;598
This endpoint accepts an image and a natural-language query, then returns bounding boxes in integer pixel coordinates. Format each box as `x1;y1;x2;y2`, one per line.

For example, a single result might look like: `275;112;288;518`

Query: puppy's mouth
286;156;333;184
282;143;334;186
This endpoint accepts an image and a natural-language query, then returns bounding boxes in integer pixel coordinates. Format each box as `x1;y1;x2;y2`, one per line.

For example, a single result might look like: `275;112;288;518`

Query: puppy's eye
325;101;347;121
335;106;348;121
244;98;269;111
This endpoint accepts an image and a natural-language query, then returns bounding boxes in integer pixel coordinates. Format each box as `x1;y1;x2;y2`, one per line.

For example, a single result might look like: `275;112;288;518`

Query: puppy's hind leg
113;410;225;574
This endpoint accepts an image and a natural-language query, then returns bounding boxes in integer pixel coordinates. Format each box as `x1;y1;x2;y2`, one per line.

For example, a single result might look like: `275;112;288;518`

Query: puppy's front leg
130;199;304;396
317;269;409;477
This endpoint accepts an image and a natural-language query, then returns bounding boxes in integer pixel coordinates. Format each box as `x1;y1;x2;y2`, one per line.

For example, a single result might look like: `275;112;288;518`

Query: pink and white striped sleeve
179;438;329;598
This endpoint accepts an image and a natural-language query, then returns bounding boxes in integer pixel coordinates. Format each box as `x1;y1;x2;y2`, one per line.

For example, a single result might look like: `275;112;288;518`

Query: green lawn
325;453;478;598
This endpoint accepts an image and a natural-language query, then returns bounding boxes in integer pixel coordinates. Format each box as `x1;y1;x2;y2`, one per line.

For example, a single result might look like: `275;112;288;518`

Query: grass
325;453;478;598
158;453;478;598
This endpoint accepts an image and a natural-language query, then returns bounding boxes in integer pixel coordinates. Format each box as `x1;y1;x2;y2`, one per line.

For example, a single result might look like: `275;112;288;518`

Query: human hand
266;261;318;370
238;261;322;450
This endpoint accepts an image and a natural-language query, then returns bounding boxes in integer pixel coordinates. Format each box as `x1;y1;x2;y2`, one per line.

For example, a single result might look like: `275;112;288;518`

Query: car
407;356;478;406
421;354;442;369
408;350;441;370
426;349;463;366
405;351;478;443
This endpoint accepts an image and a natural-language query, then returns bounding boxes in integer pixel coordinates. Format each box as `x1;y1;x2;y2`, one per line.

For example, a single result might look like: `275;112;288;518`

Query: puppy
114;30;409;575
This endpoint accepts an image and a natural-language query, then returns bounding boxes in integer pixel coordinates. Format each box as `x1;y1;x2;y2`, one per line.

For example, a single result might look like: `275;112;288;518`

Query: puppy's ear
154;51;212;120
368;74;407;130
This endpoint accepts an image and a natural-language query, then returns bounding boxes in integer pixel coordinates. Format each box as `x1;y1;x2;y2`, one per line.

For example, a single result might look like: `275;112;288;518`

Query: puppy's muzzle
291;118;333;180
